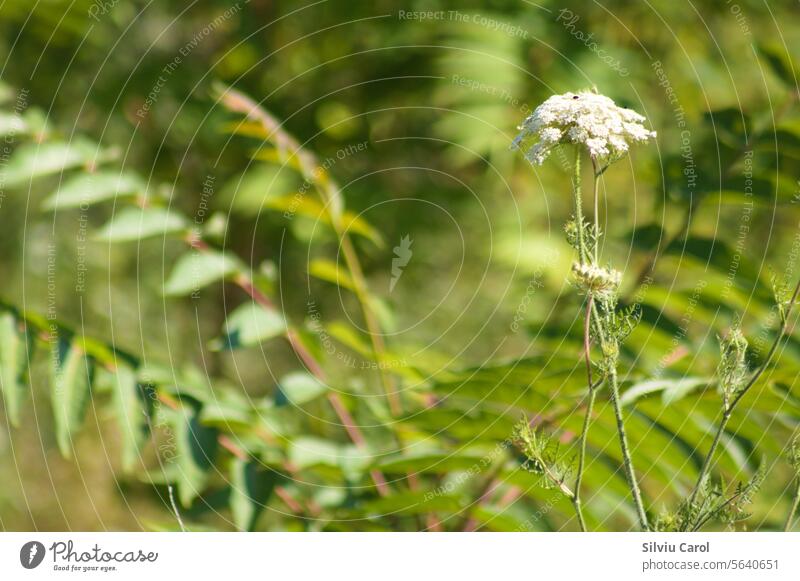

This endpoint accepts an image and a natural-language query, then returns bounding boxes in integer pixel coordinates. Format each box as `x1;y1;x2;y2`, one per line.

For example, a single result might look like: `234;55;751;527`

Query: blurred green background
2;0;800;531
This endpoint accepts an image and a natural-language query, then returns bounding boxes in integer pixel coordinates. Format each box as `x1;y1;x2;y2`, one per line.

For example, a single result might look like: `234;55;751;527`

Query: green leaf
166;403;219;507
0;112;27;138
275;371;328;406
377;452;489;474
288;436;370;479
0;313;33;427
164;250;241;296
42;171;145;210
361;490;463;517
309;258;356;292
325;320;371;357
229;458;277;531
50;340;94;458
264;194;383;245
758;43;797;87
110;365;153;473
2;140;116;187
0;82;13;105
211;302;287;350
621;377;709;407
96;206;189;242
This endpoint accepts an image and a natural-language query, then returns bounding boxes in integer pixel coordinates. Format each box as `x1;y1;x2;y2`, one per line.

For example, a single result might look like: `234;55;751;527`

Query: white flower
512;91;656;165
571;262;621;298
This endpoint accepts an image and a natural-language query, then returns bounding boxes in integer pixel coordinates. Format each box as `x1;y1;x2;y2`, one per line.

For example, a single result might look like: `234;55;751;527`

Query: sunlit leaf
2;139;116;187
758;43;797;87
0;312;33;427
211;302;286;350
165;403;218;507
264;194;383;245
229;458;277;531
309;258;356;292
96;206;189;242
164;250;242;296
50;340;94;458
43;171;146;210
0;112;27;138
109;365;153;473
621;377;709;406
275;372;328;406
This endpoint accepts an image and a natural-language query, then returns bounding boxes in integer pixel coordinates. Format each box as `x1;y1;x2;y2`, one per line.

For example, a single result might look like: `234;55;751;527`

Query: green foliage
0;312;32;427
657;466;766;532
229;458;277;532
107;365;153;474
2;140;116;187
512;417;573;496
275;372;328;407
42;172;145;210
163;250;242;297
50;339;94;458
96;206;189;242
211;302;287;351
2;2;800;532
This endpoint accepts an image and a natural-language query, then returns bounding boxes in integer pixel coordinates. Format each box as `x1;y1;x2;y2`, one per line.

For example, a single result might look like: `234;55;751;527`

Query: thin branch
217;85;401;416
184;232;392;496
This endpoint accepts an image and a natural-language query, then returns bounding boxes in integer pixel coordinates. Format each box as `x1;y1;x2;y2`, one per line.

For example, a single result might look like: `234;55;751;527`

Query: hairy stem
590;157;601;264
573;296;596;532
572;150;588;265
607;366;649;530
572;151;648;530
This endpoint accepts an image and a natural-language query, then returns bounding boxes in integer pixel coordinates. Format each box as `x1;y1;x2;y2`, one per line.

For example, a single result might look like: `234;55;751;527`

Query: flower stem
590;157;601;264
573;296;596;532
572;150;648;530
607;365;649;530
572;150;589;265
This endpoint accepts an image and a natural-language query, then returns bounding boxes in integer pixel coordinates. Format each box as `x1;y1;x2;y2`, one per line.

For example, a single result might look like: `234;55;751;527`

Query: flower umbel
571;262;621;299
512;91;656;165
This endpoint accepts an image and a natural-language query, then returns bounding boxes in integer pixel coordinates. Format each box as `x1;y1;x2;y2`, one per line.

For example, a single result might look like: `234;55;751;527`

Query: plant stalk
784;478;800;531
572;150;648;530
217;86;401;416
590;157;601;264
607;366;649;530
573;296;596;532
684;276;800;529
